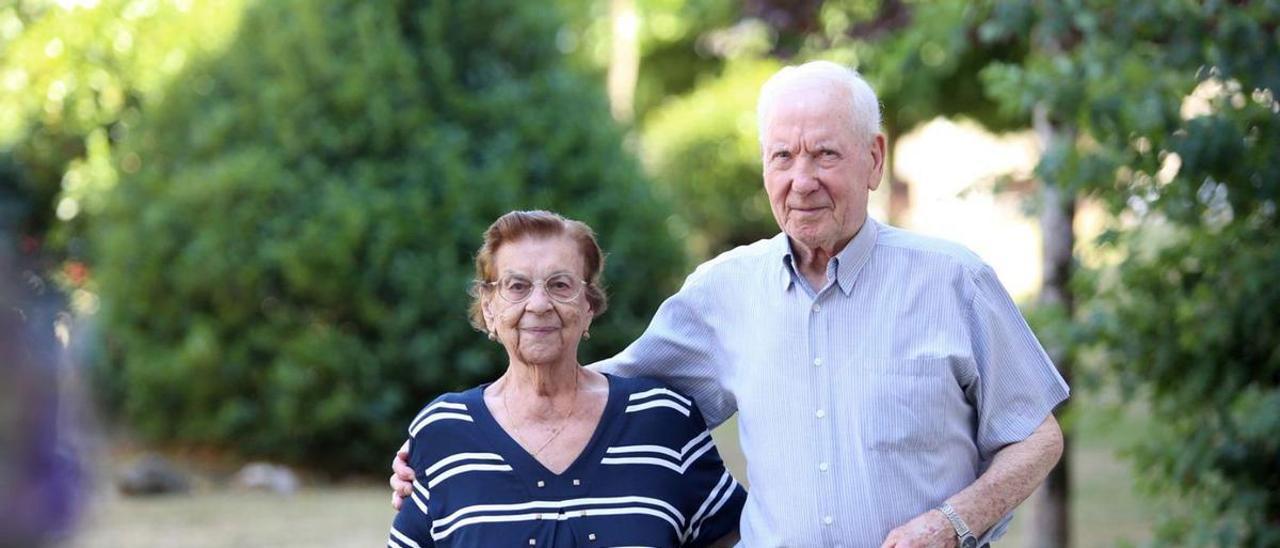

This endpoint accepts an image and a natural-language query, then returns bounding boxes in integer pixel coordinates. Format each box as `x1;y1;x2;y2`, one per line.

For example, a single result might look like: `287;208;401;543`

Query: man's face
761;84;885;256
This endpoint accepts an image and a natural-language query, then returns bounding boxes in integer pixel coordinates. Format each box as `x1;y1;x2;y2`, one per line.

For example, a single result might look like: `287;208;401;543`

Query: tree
91;0;686;474
978;1;1280;544
0;0;246;255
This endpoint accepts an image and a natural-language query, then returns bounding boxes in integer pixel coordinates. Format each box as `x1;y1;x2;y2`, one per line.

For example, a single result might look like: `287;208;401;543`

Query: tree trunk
607;0;639;123
1031;103;1075;548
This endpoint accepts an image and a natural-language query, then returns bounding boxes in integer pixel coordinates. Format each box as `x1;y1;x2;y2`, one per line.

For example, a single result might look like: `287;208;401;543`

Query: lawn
72;401;1155;547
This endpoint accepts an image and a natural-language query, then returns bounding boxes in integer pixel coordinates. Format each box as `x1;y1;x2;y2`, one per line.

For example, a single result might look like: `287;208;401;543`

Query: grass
72;399;1156;547
75;486;392;548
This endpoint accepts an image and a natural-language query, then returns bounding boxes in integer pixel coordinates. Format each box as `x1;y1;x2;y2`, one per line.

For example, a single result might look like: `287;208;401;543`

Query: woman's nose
524;286;555;311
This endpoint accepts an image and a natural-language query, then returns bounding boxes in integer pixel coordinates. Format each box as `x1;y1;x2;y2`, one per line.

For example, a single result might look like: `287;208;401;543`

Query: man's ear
868;133;887;191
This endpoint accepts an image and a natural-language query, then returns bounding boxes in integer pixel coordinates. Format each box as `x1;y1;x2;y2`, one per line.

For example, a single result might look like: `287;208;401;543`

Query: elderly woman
387;210;744;548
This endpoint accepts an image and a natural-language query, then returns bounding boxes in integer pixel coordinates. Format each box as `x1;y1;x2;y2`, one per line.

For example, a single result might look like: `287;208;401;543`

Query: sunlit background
2;0;1277;547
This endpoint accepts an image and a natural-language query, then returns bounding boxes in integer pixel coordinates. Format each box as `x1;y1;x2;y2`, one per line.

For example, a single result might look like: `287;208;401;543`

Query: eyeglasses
485;273;586;304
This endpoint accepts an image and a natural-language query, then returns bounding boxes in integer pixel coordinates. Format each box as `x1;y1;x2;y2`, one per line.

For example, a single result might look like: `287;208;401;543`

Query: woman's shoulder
607;374;705;428
405;385;485;439
609;375;693;402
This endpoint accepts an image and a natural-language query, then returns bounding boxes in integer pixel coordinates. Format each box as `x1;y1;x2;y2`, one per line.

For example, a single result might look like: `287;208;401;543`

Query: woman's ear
482;299;496;332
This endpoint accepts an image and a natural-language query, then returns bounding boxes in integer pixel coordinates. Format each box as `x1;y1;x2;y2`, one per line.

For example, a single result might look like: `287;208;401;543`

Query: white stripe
411;491;429;515
388;540;402;548
432;495;685;531
601;435;715;473
628;387;692;406
409;412;473;437
606;430;711;460
408;401;468;434
624;399;690;416
390;526;420;548
432;506;682;542
691;477;739;542
683;470;732;541
426;463;513;489
600;456;682;472
423;452;504;478
413;480;430;501
606;443;681;459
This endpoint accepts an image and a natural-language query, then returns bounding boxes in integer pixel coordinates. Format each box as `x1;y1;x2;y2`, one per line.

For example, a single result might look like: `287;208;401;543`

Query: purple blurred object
0;246;86;546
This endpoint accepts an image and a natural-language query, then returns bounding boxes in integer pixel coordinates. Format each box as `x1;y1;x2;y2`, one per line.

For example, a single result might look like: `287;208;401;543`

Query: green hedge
641;59;780;259
92;0;685;474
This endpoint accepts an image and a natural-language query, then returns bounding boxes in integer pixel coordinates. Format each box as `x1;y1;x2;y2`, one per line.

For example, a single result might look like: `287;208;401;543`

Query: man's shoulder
875;223;986;273
687;234;783;282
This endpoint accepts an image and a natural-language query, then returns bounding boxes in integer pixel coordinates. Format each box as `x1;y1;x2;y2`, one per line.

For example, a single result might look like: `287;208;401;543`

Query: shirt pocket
857;357;951;453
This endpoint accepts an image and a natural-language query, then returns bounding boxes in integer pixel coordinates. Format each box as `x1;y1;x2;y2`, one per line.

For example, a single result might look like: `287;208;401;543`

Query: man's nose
792;156;820;193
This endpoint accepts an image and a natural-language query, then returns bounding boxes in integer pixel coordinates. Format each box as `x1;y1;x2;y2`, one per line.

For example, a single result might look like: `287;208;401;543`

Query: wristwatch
935;502;978;548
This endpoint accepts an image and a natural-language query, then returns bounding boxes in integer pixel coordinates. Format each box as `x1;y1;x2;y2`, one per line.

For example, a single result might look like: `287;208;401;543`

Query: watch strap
935;502;976;546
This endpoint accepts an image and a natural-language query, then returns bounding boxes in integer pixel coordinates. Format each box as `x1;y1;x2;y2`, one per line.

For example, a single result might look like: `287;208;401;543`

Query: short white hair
756;61;882;145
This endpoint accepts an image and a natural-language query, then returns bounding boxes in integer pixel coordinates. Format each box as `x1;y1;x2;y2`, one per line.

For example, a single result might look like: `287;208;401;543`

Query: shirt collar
776;217;880;295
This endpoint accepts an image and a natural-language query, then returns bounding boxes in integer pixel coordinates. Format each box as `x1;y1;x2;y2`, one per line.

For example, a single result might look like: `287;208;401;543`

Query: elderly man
392;61;1067;547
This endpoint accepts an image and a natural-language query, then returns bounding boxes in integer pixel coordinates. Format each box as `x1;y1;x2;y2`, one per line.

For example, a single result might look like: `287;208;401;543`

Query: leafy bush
0;0;247;252
641;59;779;258
92;0;685;474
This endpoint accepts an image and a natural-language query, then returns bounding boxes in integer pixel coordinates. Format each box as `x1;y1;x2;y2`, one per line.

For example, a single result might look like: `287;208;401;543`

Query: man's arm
881;414;1064;548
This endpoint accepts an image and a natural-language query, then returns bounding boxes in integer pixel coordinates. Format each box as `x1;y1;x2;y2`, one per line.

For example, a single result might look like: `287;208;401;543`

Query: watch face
961;537;978;548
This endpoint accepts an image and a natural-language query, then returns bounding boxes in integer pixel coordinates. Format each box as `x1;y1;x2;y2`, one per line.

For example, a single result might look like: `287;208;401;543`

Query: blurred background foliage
2;0;1277;544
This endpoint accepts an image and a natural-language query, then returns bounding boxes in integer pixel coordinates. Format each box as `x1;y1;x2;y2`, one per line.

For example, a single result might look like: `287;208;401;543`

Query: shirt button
572;479;581;486
823;515;834;525
819;462;829;472
813;357;823;366
588;533;597;541
536;480;545;488
815;409;826;419
529;540;537;546
812;303;822;312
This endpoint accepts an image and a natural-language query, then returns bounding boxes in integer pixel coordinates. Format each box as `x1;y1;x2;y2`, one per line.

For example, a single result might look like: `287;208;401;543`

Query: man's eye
820;149;839;158
773;151;792;160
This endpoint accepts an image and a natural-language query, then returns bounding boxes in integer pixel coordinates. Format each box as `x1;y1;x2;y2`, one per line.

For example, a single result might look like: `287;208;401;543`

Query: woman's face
483;236;593;367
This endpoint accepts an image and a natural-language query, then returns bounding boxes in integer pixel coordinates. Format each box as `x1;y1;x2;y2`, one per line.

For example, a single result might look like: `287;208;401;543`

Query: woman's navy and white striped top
387;373;746;548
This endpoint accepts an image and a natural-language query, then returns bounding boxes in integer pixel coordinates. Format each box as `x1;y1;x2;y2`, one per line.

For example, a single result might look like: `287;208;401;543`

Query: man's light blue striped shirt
597;217;1069;547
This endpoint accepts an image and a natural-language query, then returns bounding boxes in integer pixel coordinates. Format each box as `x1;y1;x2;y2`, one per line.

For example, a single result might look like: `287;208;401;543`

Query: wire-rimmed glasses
485;273;586;304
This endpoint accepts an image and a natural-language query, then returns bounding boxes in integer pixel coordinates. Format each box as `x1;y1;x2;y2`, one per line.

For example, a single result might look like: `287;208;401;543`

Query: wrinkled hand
389;440;414;510
880;509;956;548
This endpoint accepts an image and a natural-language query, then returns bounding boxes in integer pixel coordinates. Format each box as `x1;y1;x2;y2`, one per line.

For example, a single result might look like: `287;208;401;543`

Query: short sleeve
679;401;746;546
966;264;1070;460
592;273;737;427
388;439;436;548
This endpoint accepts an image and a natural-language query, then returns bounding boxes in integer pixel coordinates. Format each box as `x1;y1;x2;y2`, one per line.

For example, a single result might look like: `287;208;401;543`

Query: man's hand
389;440;414;510
880;509;955;548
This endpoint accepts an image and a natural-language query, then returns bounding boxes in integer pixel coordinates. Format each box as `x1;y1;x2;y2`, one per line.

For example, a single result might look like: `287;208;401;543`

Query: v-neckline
471;373;621;481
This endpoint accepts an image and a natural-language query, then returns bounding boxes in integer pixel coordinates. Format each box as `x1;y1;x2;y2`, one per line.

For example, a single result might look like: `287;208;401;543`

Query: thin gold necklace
502;370;580;458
